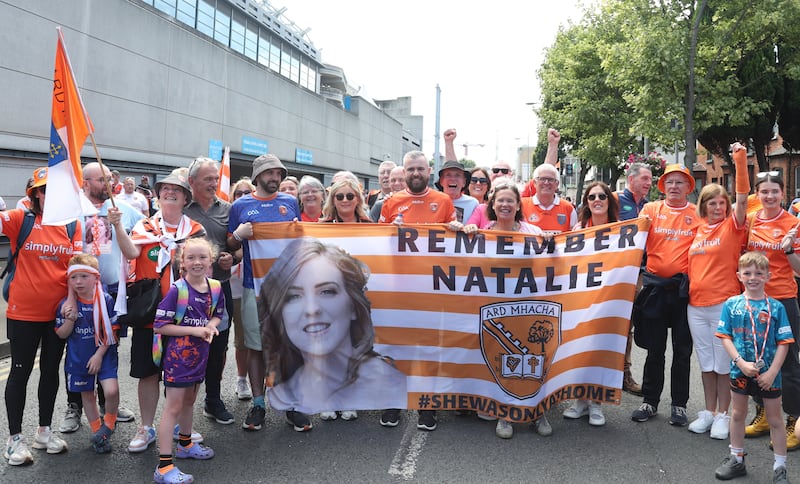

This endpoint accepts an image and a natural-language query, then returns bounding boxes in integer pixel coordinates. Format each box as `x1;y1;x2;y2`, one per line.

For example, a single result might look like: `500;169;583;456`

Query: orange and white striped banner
250;219;649;421
216;146;230;202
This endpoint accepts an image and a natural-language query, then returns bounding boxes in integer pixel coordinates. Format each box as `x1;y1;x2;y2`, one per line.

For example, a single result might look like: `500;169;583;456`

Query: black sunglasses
470;177;489;184
587;193;608;201
335;192;356;201
234;189;252;197
492;168;510;174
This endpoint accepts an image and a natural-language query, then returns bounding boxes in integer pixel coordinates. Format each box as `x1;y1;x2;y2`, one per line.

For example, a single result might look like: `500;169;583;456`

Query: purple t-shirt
154;281;226;385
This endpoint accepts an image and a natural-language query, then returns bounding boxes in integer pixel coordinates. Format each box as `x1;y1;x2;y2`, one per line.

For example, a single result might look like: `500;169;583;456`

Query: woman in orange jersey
630;164;700;426
685;143;749;439
111;171;206;454
740;170;800;449
2;167;81;465
260;237;407;415
560;181;619;429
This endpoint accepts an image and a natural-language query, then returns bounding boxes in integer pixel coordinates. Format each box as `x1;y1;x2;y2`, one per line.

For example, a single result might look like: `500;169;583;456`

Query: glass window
290;52;300;83
244;26;258;60
299;62;309;89
154;0;177;16
176;0;196;27
269;42;281;72
280;47;291;78
196;0;214;37
214;8;230;46
141;0;154;5
307;65;316;92
230;18;245;54
257;35;270;67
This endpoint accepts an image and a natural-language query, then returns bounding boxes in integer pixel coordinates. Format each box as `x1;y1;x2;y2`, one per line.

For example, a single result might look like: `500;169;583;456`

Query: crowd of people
2;128;800;483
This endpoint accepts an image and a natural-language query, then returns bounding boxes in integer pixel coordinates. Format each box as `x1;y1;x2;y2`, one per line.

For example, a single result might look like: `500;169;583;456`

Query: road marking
388;418;427;480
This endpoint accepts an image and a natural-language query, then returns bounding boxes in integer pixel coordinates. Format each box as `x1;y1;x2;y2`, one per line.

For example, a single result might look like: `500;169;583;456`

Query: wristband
733;355;741;364
232;230;242;242
787;247;795;255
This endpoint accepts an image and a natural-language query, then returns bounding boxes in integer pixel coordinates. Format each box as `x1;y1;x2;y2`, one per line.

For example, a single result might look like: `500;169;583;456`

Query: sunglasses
492;168;510;174
335;192;356;201
470;177;489;184
587;193;608;201
234;189;252;197
756;170;780;179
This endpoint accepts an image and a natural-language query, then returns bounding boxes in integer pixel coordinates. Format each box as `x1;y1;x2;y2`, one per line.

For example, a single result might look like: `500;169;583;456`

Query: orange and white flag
216;146;231;202
247;220;649;420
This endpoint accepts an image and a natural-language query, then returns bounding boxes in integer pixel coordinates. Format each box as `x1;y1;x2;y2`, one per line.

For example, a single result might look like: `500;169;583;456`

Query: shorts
232;297;245;350
687;303;730;374
164;380;202;389
66;347;119;392
130;327;161;379
731;376;781;399
241;287;261;351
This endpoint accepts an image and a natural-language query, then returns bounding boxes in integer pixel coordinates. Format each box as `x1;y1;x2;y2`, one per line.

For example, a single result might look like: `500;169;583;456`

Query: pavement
0;259;8;359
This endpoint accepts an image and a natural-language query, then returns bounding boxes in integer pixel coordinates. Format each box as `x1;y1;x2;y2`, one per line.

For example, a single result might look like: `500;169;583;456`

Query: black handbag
117;278;161;327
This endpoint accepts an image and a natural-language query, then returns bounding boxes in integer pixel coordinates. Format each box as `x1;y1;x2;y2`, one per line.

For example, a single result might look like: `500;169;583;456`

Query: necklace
744;295;771;371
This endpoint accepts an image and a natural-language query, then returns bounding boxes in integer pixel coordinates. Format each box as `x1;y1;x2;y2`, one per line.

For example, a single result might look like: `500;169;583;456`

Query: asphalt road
0;339;795;483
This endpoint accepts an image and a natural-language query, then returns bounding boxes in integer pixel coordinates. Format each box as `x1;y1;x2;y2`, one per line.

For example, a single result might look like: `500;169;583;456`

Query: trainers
477;413;498;421
235;378;252;401
714;455;746;480
153;465;194;484
91;423;114;454
417;410;437;431
172;425;203;443
588;402;606;426
320;411;338;421
563;400;589;419
340;411;358;421
176;442;215;460
688;410;715;434
116;406;135;423
32;426;67;454
745;405;770;437
242;406;266;431
380;409;401;427
4;435;33;466
669;406;688;426
533;415;553;436
623;370;643;396
58;402;81;433
774;465;788;484
127;425;156;453
495;419;513;439
203;400;235;425
632;403;657;422
286;411;313;432
710;412;730;440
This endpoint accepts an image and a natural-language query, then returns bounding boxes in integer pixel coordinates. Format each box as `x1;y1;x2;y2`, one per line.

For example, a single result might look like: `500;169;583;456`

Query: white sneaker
340;411;358;421
320;411;338;421
710;411;730;440
495;419;514;439
5;435;33;466
688;409;715;434
236;378;253;400
533;415;552;436
31;427;67;454
563;400;589;419
477;413;497;421
58;402;81;433
588;402;605;426
127;425;156;453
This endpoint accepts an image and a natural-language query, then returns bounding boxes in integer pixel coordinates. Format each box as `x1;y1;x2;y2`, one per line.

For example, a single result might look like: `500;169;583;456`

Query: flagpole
57;27;116;208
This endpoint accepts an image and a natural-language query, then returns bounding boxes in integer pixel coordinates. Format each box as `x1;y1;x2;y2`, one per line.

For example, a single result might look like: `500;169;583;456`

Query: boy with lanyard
55;254;120;454
715;251;794;482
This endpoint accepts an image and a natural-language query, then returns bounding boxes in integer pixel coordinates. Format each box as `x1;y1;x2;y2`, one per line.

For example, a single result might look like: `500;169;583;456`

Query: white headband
67;264;100;276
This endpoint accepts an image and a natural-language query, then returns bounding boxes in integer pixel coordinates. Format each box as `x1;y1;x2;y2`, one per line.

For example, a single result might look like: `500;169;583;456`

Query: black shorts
731;376;782;399
130;327;161;379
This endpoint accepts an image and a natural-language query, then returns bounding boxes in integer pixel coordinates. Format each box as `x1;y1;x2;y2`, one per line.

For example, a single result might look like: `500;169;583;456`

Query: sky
274;0;590;170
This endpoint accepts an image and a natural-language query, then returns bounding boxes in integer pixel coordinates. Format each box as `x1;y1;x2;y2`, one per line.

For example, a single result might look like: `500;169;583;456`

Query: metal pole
433;84;441;179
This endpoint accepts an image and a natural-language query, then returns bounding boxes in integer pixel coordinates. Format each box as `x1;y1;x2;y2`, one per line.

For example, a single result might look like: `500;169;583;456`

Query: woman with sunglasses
467;168;491;204
559;182;618;428
297;176;325;222
320;178;372;223
740;166;800;451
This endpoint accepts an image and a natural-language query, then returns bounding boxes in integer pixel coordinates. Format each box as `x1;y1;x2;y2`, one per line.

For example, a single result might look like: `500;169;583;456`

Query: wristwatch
733;355;741;364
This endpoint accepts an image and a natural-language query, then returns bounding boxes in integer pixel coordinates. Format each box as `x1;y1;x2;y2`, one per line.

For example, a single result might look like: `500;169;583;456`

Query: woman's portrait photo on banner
259;237;407;413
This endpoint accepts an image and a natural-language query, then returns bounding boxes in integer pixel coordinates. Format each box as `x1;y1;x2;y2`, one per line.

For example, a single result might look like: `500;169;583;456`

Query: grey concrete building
0;0;417;206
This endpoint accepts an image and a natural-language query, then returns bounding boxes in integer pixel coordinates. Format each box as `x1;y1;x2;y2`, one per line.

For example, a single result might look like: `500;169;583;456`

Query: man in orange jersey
379;150;456;431
631;164;700;426
520;163;577;235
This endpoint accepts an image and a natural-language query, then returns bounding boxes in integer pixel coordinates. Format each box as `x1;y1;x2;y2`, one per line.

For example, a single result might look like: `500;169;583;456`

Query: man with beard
367;160;397;208
58;162;143;434
379;150;455;431
227;155;305;432
185;157;236;426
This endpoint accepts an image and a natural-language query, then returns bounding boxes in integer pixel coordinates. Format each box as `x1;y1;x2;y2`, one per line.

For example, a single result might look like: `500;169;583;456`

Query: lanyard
744;295;771;366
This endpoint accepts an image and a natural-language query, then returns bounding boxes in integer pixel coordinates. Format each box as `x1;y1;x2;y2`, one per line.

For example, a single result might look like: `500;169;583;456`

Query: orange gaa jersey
687;215;747;306
379;188;456;224
747;210;800;299
641;200;700;277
